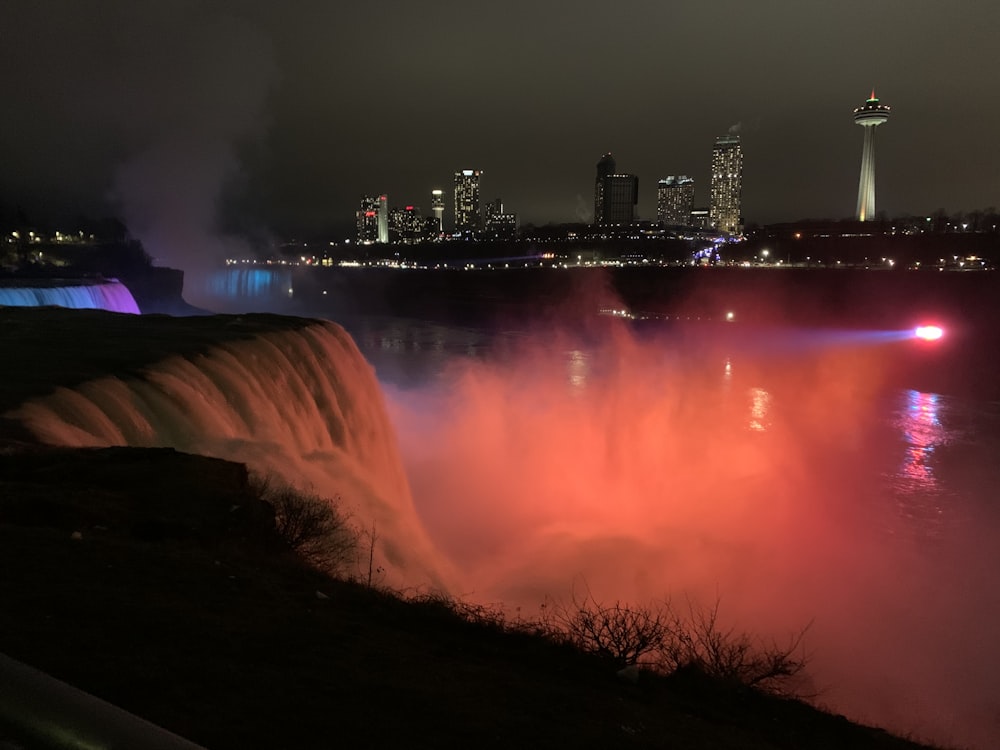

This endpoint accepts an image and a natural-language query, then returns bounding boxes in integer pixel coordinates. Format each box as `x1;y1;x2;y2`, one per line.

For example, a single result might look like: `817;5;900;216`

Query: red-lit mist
387;312;1000;750
10;300;998;748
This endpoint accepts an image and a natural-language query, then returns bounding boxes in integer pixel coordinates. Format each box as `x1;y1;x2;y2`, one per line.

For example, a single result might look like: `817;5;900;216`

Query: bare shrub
251;476;358;575
548;588;811;695
548;589;673;668
659;598;812;696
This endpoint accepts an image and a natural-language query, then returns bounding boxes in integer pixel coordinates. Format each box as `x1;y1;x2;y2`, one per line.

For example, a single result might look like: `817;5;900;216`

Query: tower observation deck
854;91;891;221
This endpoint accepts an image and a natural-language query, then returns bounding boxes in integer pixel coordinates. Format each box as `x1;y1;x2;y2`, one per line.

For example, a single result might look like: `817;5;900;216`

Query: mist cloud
385;304;1000;750
107;4;278;273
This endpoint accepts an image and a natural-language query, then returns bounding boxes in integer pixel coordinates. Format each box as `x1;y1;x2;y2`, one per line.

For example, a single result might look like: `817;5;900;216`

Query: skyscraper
657;176;695;226
357;195;386;244
430;189;445;232
484;198;517;239
454;170;482;232
593;153;638;226
854;91;891;221
389;204;423;244
376;194;388;244
709;135;742;234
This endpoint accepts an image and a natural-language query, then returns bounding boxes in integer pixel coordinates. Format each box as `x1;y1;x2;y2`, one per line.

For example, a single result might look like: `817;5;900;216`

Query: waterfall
203;267;293;299
0;281;140;314
8;319;446;589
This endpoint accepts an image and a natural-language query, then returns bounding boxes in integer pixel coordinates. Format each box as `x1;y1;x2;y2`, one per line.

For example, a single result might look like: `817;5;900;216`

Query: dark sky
3;1;999;265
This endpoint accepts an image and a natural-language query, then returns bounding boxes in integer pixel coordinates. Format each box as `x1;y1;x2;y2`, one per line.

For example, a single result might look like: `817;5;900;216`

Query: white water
0;281;140;314
8;319;447;589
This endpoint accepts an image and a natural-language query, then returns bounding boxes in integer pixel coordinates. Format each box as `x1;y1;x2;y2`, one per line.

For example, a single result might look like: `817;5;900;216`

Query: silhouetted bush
657;598;812;697
251;476;358;575
548;591;672;668
548;588;811;696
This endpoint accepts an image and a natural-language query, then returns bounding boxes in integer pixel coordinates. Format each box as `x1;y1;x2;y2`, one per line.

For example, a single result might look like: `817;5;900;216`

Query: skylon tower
854;90;891;221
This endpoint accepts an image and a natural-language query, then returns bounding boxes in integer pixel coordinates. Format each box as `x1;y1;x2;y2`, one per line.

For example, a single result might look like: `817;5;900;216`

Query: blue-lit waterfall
0;280;140;314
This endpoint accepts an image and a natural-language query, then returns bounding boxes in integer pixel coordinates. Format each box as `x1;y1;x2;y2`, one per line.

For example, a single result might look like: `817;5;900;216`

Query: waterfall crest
0;281;140;314
9;319;446;588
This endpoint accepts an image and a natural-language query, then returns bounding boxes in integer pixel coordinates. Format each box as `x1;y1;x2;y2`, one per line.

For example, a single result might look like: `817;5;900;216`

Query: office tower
709;135;743;234
593;152;638;226
389;205;424;244
454;170;482;231
484;198;517;239
376;194;388;243
484;198;502;228
357;195;381;244
431;189;445;232
854;90;891;221
657;176;695;226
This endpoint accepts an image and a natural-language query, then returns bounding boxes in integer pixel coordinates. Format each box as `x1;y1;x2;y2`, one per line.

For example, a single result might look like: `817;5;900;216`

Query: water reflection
346;318;495;388
566;350;589;390
889;389;960;537
748;387;772;432
900;390;942;490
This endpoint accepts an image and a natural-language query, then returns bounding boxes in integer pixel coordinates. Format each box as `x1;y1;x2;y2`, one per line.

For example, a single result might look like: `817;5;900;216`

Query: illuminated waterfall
0;281;140;314
9;319;447;588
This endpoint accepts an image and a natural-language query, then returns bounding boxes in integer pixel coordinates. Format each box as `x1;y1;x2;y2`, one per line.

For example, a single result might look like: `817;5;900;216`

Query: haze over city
3;0;999;260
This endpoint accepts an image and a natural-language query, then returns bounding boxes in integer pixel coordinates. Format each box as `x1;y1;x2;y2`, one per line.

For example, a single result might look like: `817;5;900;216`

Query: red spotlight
914;325;944;341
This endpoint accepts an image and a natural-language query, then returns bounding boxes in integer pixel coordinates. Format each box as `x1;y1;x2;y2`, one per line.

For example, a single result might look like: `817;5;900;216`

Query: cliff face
0;446;259;544
118;266;202;315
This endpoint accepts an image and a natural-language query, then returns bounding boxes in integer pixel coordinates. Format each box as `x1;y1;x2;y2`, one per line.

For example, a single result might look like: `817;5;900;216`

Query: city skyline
3;2;999;270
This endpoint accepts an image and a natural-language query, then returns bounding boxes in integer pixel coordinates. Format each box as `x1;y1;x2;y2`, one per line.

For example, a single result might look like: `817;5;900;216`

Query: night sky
3;1;999;263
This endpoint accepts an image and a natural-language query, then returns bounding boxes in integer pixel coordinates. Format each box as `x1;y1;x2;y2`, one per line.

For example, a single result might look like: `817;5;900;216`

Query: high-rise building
454;170;482;232
709;135;743;234
430;189;445;232
484;198;517;239
376;194;388;244
657;176;695;226
357;195;384;244
484;198;502;228
389;205;424;244
593;153;638;226
854;91;890;221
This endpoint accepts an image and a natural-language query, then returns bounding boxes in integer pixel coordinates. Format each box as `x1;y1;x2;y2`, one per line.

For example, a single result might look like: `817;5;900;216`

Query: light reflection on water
883;388;966;539
897;390;947;492
566;350;589;390
748;386;772;432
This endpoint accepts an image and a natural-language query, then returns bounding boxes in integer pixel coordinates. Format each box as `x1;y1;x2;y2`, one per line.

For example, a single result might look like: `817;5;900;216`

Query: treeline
0;206;152;274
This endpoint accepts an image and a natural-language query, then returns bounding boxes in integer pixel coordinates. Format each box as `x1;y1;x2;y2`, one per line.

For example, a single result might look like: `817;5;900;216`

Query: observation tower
854;90;891;221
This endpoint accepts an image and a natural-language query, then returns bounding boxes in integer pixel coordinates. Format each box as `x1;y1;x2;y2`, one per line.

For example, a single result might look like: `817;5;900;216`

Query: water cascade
9;319;447;589
0;281;140;314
